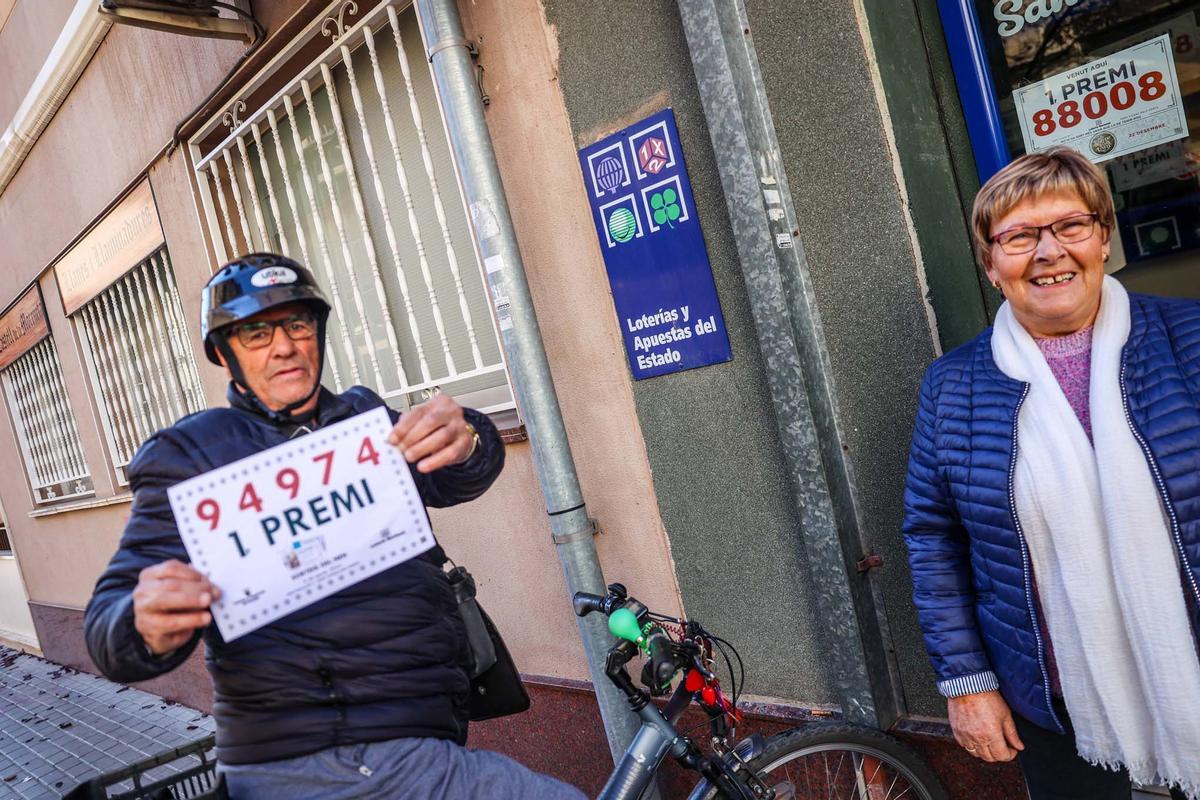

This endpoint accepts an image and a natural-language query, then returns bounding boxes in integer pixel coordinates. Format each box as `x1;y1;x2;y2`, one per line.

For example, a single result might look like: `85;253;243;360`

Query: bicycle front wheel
703;722;949;800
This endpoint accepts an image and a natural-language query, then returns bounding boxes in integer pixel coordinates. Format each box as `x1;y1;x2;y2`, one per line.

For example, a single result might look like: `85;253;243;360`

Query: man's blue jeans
219;736;587;799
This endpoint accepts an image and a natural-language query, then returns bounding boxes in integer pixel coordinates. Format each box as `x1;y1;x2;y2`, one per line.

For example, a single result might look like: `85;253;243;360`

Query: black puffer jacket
84;384;504;765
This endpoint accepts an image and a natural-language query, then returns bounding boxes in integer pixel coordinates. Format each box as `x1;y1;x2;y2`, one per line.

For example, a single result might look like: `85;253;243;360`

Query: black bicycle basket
63;736;225;800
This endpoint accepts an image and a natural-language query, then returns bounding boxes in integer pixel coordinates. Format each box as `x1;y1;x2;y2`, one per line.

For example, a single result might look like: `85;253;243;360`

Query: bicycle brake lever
689;655;716;683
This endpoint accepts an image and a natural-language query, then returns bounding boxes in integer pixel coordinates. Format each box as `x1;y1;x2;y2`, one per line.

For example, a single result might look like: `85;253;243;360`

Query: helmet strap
214;320;328;426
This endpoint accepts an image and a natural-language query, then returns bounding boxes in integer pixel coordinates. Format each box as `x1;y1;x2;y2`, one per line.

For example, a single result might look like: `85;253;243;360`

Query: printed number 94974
194;435;381;533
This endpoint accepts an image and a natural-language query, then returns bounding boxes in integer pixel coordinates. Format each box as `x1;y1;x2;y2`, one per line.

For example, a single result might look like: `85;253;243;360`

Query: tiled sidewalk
0;646;215;799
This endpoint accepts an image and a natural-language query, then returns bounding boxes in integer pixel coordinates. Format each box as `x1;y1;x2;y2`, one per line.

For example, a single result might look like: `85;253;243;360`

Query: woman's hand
947;690;1025;762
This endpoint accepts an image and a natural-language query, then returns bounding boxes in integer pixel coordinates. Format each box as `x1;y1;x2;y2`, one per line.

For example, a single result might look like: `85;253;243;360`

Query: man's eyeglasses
991;213;1099;255
230;313;317;349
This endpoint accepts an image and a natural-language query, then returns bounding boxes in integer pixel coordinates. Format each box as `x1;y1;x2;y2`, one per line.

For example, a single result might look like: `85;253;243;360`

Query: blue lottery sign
578;107;732;379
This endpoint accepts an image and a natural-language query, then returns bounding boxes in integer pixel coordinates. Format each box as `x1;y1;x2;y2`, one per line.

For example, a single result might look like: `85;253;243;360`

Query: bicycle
573;582;949;800
71;582;948;800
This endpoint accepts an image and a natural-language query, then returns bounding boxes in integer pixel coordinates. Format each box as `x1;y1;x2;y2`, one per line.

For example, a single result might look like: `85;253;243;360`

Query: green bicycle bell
608;607;644;644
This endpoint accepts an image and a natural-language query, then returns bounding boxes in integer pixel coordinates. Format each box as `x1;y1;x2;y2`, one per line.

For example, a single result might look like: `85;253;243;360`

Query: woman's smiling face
986;189;1110;338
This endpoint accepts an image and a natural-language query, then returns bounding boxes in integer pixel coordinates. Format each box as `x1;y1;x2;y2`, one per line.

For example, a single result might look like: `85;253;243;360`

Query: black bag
445;565;530;721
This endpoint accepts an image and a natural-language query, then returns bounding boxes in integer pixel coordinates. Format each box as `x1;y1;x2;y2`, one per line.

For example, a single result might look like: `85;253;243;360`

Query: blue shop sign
577;107;732;379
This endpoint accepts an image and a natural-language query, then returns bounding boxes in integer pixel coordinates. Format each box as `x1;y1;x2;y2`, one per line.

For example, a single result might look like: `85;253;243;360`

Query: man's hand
387;394;476;473
947;690;1025;762
133;560;220;656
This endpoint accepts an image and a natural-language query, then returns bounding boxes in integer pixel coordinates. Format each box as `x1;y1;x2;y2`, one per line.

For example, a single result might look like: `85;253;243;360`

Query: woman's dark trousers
1014;699;1187;800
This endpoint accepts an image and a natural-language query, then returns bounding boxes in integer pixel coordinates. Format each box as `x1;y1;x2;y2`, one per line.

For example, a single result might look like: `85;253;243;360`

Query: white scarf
991;276;1200;797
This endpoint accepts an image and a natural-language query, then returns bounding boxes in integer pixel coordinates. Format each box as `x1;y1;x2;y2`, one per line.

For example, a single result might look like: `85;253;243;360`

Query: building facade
0;0;1194;796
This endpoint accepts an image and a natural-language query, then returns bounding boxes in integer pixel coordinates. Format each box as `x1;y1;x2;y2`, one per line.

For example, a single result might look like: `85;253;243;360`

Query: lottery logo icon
596;156;625;193
1090;132;1116;156
250;266;298;287
608;207;638;243
637;137;669;175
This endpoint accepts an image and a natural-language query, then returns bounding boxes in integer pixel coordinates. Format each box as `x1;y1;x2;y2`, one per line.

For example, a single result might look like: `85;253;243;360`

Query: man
85;253;584;799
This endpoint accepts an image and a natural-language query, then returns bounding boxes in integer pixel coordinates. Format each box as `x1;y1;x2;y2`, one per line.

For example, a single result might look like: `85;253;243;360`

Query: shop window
1;338;94;504
75;248;206;486
950;2;1200;292
189;1;514;420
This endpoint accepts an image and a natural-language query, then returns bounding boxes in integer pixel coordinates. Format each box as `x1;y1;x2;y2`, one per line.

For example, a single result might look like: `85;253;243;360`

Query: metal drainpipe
676;0;904;728
415;0;641;763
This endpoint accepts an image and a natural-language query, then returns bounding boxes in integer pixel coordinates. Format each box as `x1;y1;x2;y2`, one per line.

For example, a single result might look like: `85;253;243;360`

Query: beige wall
0;556;38;650
0;0;684;687
0;20;244;300
0;0;75;133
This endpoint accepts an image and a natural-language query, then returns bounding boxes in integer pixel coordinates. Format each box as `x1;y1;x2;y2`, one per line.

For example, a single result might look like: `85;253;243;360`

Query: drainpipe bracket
552;518;600;545
427;36;472;61
856;554;884;574
426;38;489;106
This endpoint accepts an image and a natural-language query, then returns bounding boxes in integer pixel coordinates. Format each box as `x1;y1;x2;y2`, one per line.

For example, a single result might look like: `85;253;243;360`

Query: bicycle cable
707;632;746;709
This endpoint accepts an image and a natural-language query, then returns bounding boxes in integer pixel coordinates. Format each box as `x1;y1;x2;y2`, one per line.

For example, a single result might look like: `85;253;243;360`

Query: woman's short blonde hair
971;147;1115;272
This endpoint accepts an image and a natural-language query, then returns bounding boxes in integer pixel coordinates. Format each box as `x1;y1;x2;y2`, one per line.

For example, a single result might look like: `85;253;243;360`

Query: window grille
76;248;206;485
1;338;93;504
0;519;10;555
190;0;513;416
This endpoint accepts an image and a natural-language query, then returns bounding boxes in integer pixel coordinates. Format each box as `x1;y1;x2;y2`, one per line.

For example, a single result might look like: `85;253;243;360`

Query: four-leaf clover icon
650;188;681;228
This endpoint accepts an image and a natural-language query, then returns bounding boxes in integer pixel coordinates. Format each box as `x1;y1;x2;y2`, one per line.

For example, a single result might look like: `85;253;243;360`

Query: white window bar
299;75;387;390
221;148;256;252
383;6;485;370
209;161;240;259
188;0;514;416
76;248;206;485
155;252;207;415
280;95;355;393
82;303;138;465
10;359;52;485
361;23;440;382
1;338;93;504
132;264;183;422
236;134;272;248
22;353;69;482
103;288;154;436
325;45;420;383
249;122;293;255
31;344;87;479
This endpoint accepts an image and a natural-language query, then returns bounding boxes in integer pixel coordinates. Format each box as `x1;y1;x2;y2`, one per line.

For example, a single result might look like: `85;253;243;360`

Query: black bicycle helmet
201;253;332;422
201;252;330;364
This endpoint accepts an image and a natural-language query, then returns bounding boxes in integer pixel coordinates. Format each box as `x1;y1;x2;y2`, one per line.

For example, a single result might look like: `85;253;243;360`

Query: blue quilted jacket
902;292;1200;733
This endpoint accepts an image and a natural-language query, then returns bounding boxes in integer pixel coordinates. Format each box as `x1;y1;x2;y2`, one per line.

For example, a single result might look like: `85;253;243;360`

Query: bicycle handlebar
572;583;628;618
571;581;760;800
571;592;609;617
645;628;678;689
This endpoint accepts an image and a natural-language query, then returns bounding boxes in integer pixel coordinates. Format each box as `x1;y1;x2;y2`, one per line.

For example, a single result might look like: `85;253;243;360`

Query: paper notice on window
1110;140;1197;191
1014;34;1189;164
167;407;433;642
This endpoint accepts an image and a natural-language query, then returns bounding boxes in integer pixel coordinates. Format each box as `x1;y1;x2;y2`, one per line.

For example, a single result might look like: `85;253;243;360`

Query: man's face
217;303;321;414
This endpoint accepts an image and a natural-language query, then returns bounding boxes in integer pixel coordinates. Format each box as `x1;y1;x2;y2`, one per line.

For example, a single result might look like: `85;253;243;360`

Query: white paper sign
167;407;433;642
1111;140;1195;192
1014;34;1189;164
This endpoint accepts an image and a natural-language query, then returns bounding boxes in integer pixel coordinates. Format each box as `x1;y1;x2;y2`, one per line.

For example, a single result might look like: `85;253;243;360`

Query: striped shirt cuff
937;671;1000;698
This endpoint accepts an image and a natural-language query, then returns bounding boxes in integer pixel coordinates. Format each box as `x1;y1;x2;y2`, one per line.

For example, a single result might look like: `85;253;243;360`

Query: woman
903;147;1200;800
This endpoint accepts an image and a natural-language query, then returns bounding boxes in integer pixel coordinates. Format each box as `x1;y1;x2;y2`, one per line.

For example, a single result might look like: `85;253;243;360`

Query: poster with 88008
1014;34;1189;163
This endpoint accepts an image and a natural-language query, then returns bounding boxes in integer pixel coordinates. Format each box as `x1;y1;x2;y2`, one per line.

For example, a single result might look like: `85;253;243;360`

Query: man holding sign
83;254;583;799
